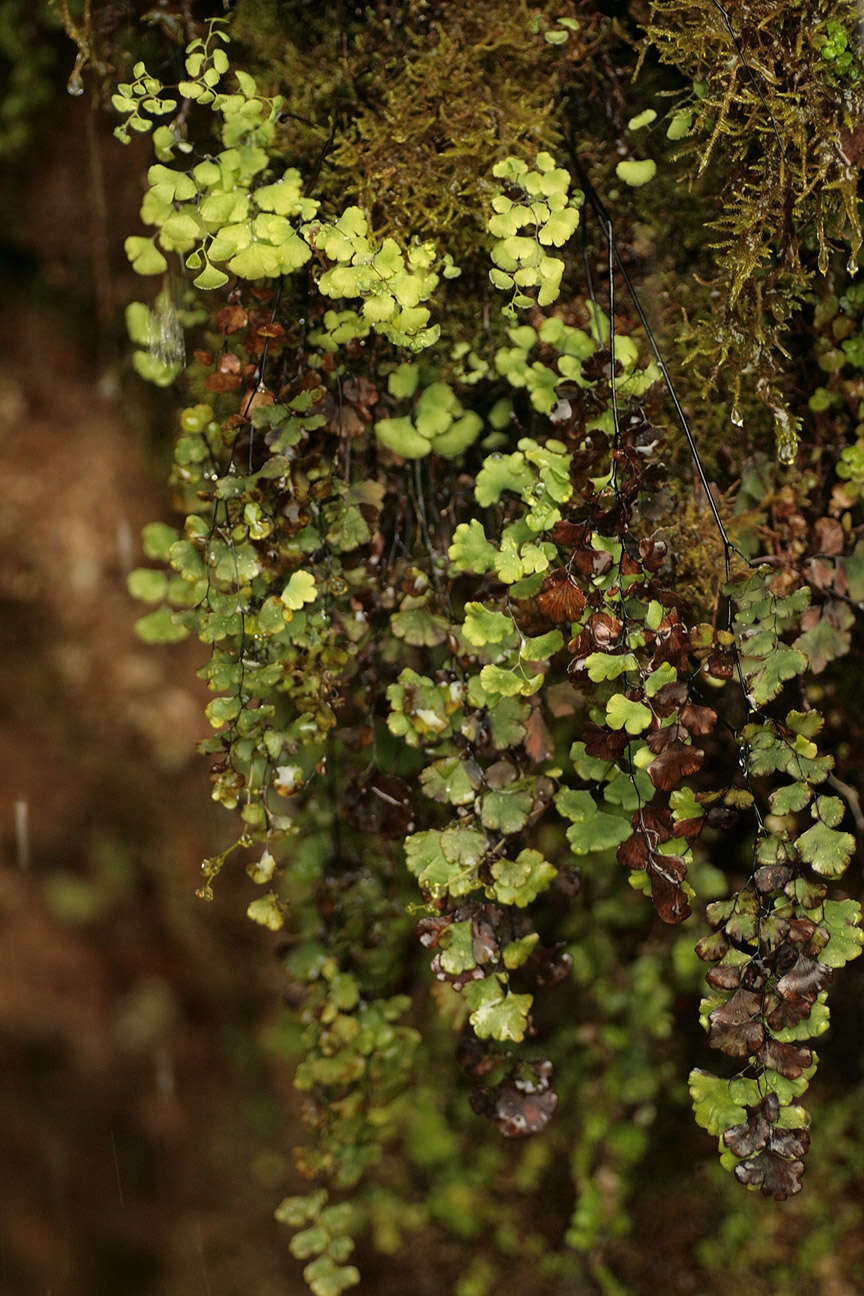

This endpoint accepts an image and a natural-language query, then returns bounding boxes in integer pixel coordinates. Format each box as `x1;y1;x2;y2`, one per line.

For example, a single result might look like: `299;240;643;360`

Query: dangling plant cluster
110;9;864;1295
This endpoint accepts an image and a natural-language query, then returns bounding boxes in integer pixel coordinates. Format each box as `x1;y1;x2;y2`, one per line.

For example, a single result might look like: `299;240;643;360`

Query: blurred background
0;10;308;1292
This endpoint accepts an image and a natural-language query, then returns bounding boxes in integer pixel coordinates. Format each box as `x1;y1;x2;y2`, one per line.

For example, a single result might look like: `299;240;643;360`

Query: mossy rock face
324;2;563;255
231;0;586;261
645;0;864;400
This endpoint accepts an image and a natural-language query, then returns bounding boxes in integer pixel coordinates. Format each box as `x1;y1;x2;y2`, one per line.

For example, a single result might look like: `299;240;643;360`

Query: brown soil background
0;91;307;1296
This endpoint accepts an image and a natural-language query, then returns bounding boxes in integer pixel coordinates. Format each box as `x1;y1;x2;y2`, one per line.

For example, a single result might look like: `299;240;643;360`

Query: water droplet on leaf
730;406;743;427
777;440;797;465
848;257;859;278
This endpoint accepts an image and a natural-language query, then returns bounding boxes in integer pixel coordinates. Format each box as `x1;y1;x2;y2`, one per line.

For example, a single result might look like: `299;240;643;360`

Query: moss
641;0;864;441
325;1;564;252
231;0;595;262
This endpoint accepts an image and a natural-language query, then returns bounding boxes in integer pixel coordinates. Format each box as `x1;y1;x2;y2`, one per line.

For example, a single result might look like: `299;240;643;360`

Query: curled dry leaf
548;520;590;547
678;702;718;735
470;1061;558;1137
647;742;705;791
216;303;249;333
754;863;794;892
770;1126;810;1160
206;370;243;392
647;855;691;924
707;988;765;1057
763;1038;813;1079
646;723;689;753
673;815;704;839
723;1104;774;1159
536;570;586;622
639;804;674;837
765;993;814;1032
650;680;688;716
524;702;554;764
812;516;845;556
733;1149;806;1200
639;535;668;571
589;610;623;648
776;954;831;999
706;964;742;991
417;916;450;948
617;832;649;870
582;721;630;761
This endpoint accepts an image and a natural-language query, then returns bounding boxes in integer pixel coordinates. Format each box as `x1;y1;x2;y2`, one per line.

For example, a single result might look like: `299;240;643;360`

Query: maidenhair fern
114;11;864;1293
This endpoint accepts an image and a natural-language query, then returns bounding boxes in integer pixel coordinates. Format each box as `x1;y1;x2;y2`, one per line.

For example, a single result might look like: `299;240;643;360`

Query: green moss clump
644;0;864;423
231;0;592;262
